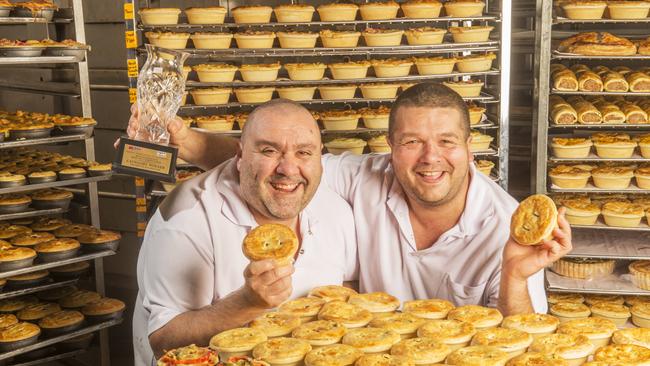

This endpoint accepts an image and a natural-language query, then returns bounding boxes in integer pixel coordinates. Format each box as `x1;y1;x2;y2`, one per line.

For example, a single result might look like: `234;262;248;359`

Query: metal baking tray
0;202;30;215
0;208;67;223
549;183;650;194
0;47;44;57
52;124;94;138
30;198;72;210
57;172;86;181
12;8;55;21
7;276;51;289
545;268;650;296
8;128;52;140
43;48;86;61
551;89;650;97
37;248;79;263
552;50;650;60
83;310;123;324
0;250;114;279
548;152;650;163
80;239;119;253
554;16;650;24
0;256;35;272
565;230;650;258
549;123;650;129
0;175;110;195
0;334;39;353
87;169;112;177
0;279;77;300
0;134;86;150
41;320;84;337
27;176;57;185
0;179;26;188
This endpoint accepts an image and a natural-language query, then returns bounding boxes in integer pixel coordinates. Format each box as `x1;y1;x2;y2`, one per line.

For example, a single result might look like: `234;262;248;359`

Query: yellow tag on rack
136;198;146;206
127;59;138;78
124;3;134;20
129;88;137;103
125;31;137;49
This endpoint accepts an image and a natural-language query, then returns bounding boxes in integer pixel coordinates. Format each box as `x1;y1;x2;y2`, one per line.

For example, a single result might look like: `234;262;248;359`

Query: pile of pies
552;192;650;227
551;132;650;159
559;0;650;20
0;38;86;49
140;1;486;27
0;109;97;140
549;95;650;125
552;64;650;93
548;161;650;191
557;32;646;56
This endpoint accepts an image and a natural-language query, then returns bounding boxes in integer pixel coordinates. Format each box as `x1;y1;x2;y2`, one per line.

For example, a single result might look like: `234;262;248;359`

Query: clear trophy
114;44;189;182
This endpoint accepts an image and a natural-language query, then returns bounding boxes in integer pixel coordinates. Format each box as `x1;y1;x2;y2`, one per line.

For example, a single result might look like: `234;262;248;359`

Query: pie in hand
510;194;557;246
242;224;299;266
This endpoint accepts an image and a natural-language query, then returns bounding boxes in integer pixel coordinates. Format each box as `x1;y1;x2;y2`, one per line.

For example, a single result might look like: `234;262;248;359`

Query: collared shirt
132;158;358;366
322;153;547;312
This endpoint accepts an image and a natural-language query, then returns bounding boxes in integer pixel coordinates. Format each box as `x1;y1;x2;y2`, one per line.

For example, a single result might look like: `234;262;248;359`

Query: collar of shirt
386;163;493;251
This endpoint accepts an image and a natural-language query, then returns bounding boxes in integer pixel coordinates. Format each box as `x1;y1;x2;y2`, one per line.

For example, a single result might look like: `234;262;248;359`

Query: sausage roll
628;72;650;92
578;71;604;92
554;69;579;91
616;101;649;124
593;100;626;124
574;100;603;124
603;71;629;92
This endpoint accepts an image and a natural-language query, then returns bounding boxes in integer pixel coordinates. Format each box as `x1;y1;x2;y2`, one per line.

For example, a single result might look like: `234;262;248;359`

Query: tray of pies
546;262;650;295
551;64;650;94
0;110;97;140
11;0;58;21
548;161;650;192
556;0;650;22
551;192;650;229
548;95;650;125
549;132;650;161
554;32;650;58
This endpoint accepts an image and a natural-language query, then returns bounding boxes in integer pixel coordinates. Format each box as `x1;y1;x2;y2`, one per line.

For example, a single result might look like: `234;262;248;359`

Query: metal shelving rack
532;1;650;296
0;1;116;364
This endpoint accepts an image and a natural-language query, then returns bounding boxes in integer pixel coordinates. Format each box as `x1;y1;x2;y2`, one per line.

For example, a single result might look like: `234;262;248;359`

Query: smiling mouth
416;171;446;182
270;182;302;193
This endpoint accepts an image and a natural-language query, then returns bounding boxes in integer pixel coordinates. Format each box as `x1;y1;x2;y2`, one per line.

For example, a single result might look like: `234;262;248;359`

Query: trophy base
114;137;178;182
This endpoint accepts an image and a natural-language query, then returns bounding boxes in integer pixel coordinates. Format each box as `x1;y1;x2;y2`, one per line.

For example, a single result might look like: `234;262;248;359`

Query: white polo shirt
132;158;358;366
322;153;547;312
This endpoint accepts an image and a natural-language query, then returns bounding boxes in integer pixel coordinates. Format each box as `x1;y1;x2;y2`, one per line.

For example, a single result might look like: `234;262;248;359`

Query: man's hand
241;259;294;309
113;104;191;149
503;207;573;281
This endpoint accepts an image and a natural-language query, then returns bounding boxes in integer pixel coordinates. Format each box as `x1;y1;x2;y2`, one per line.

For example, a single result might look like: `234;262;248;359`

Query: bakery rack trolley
532;0;650;298
0;1;117;365
125;0;513;221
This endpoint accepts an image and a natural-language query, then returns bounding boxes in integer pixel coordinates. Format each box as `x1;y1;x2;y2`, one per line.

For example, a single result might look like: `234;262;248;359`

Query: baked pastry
402;299;454;319
630;260;650;291
144;32;190;49
276;31;319;49
370;58;413;78
550;96;578;125
194;115;235;132
53;224;94;238
631;302;650;327
607;1;650;19
417;319;476;350
594;344;650;364
506;352;569;366
342;327;401;353
624;295;650;307
231;5;273;24
501;314;560;338
77;230;121;251
628;72;650;92
558;32;636;56
320;110;362;130
551;258;615;279
277;86;317;102
158;345;219;366
511;194;557;246
233;31;276;49
37;285;78;301
10;232;55;247
190;32;233;50
572;99;602;124
561;1;607;19
0;225;32;240
81;297;125;321
529;333;594;366
35;237;80;259
476;160;495;176
316;3;359;21
553;69;579;92
138;8;181;25
601;201;644;227
585;294;625;306
319;30;361;48
325;138;367;155
355;354;414;366
304;344;361;366
593;137;636;158
243;224;298;267
557;317;617;348
362;28;404;47
446;345;510;366
590;302;630;327
368;313;425;339
278;298;325;323
318;85;358;100
560;199;600;225
639;37;650;55
347;292;400;316
391;337;451;364
284;63;326;81
578;71;603;92
447;305;503;329
249;312;301;338
591;166;634;189
0;322;40;351
617;101;648;124
413;56;456;75
30;217;71;232
252;337;312;365
359;1;400;20
0;247;36;269
360;106;390;129
400;0;443;18
550;138;592;159
185;7;227;25
240;63;281;82
209;327;268;361
593;101;625;124
404;27;446;45
471;327;533;358
17;302;61;321
0;314;17;329
38;310;84;335
308;286;358;303
0;297;38;313
366;134;389;153
59;290;101;309
444;0;486;16
448;26;494;43
7;270;49;288
318;301;373;328
469;130;493;151
612;328;650;348
603;72;629;92
273;4;315;23
549;302;591;324
443;80;484;97
234;87;275;104
328;61;371;80
291;320;347;347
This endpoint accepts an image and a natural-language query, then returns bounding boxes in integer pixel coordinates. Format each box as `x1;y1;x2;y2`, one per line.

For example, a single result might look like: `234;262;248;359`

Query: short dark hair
388;82;470;141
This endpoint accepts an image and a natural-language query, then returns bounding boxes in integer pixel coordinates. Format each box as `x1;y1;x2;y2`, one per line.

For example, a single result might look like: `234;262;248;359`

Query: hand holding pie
510;194;558;246
243;224;299;266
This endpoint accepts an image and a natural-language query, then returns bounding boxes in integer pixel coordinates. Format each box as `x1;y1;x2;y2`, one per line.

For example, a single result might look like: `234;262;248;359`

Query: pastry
284;63;327;81
325;138;367;155
231;6;273;24
194;115;235;132
624;295;650;307
549;302;591;324
234;87;275;104
276;87;317;102
360;106;390;129
601;201;643;227
17;302;61;321
190;32;233;50
590;302;630;327
469;105;486;125
7;270;49;288
359;1;400;20
447;305;503;329
342;327;401;353
594;344;650;364
144;32;190;49
240;63;281;82
602;72;629;92
37;285;78;301
585;294;625;306
618;101;648;124
0;194;31;214
191;63;238;83
456;53;496;73
81;297;125;321
291;320;347;347
591;166;634;189
638;37;650;55
38;310;84;336
551;258;615;279
402;299;454;319
158;345;219;366
0;297;38;313
557;317;617;348
0;314;16;329
0;247;36;270
210;327;268;361
501;314;560;338
391;337;451;364
318;301;373;328
59;290;101;309
630;260;650;291
249;312;301;338
53;224;94;238
612;328;650;348
35;238;80;260
138;8;181;25
0;174;25;188
276;31;319;49
0;225;32;240
560;199;600;225
252;337;312;366
233;31;276;49
368;313;425;339
572;99;602;124
370;58;413;78
448;26;494;43
87;163;112;176
316;3;359;21
577;71;603;92
273;4;315;22
444;0;486;17
328;61;371;80
359;83;399;99
185;7;227;25
505;352;569;366
0;322;40;351
318;85;357;100
413;57;456;75
476;160;495;176
550;137;592;159
443;80;484;97
347;292;399;317
628;72;650;92
593;137;636;158
530;333;594;366
77;229;121;251
446;345;510;366
404;27;446;45
319;30;361;48
607;1;650;19
355;354;414;366
320;110;362;130
631;302;650;327
189;88;231;106
557;32;637;56
417;319;476;350
279;297;325;323
10;232;55;247
469;130;493;151
243;224;298;267
593;101;625;124
361;28;404;47
400;0;443;18
550;96;578;125
304;344;361;366
471;327;533;358
309;286;358;303
510;194;558;246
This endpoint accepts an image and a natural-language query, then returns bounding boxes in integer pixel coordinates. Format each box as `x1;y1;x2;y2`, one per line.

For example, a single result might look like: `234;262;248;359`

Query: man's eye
298;150;312;156
262;148;277;155
402;140;418;145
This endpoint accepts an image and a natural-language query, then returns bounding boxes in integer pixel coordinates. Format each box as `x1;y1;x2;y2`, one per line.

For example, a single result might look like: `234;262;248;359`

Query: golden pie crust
511;194;558;245
279;297;326;320
551;258;615;279
547;293;585;305
342;327;401;353
81;298;125;316
59;290;101;308
0;322;40;342
402;299;454;319
318;301;373;328
446;345;510;366
35;238;80;253
549;302;591;319
0;225;32;240
308;285;358;302
0;247;35;262
530;333;594;360
304;344;362;366
347;292;399;314
594;344;650;364
355;354;414;366
447;305;503;329
0;314;17;329
242;224;298;266
630;260;650;290
38;310;84;329
17;302;61;321
250;312;301;337
291;320;347;346
10;232;55;247
590;302;631;324
417;319;476;346
8;269;48;282
612;328;650;348
390;337;451;364
557;317;617;344
471;327;534;354
209;327;268;353
252;337;312;364
30;218;71;232
368;313;425;337
501;314;560;335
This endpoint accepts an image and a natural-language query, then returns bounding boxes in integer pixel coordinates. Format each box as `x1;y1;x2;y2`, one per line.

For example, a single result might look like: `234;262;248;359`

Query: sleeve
138;213;215;337
342;209;359;282
321;153;371;204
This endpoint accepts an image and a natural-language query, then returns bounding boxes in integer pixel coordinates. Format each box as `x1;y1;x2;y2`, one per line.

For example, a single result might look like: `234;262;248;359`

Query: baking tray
37;248;79;263
57;172;86;181
52;124;94;138
27;175;57;185
12;8;55;21
8;128;52;140
7;276;51;289
0;257;35;272
41;320;84;337
43;48;86;61
0;47;44;57
80;239;119;252
83;310;123;324
546;267;650;296
0;179;26;188
0;202;30;215
0;334;39;352
30;198;72;210
87;169;112;177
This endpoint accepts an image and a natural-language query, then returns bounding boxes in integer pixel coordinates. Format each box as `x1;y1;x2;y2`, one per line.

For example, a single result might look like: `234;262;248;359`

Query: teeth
418;172;443;178
271;183;299;191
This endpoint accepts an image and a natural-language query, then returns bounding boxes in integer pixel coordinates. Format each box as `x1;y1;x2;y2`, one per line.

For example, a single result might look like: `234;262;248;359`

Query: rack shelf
549;183;650;194
551;90;650;97
0;208;68;222
0;250;116;279
546;269;650;295
0;134;88;149
549;153;650;163
0;175;112;195
549;123;650;129
0;279;77;300
552;51;650;60
10;349;86;366
0;56;82;65
554;17;650;24
566;229;650;258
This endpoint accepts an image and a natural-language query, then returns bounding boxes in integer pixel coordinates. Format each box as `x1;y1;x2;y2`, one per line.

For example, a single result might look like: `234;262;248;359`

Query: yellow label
135;177;145;186
127;59;138;78
137;222;147;230
125;30;137;49
136;206;147;213
136;198;146;206
137;230;145;237
129;88;137;103
121;143;173;175
124;3;134;20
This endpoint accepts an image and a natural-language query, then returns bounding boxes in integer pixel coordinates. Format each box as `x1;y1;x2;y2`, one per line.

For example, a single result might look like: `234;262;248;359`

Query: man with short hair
127;82;571;318
132;99;358;365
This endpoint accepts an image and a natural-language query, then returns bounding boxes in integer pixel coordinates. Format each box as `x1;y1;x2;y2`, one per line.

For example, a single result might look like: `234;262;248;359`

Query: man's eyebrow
254;140;281;149
296;143;318;149
440;132;460;139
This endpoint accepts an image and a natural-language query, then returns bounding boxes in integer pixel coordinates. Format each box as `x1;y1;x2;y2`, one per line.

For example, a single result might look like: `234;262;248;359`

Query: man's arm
148;260;293;357
497;208;572;315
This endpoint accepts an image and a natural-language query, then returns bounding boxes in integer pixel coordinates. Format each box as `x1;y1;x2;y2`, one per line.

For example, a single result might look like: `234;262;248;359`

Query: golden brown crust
38;310;84;329
17;302;60;321
242;224;298;264
0;247;35;262
81;298;125;316
0;322;40;342
35;238;80;253
77;230;121;244
511;195;558;245
10;232;55;246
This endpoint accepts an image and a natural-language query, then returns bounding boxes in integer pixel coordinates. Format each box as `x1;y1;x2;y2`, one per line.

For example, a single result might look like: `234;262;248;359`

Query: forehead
246;107;321;145
393;106;464;134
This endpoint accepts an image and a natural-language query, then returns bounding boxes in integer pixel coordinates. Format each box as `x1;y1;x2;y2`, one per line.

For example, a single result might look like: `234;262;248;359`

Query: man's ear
236;142;243;171
466;135;474;162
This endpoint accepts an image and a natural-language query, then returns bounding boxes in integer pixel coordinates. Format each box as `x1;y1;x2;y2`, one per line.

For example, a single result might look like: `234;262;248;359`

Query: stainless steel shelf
152;41;501;58
551;90;650;97
0;318;123;361
546;268;650;296
549;152;650;163
140;15;500;30
0;56;81;65
472;148;498;156
186;69;501;88
0;134;88;149
0;250;116;279
554;17;650;24
549;183;650;194
0;208;68;222
0;175;112;195
0;279;77;300
10;349;86;366
0;17;47;24
552;51;650;60
570;221;650;234
549;123;650;129
567;230;650;258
